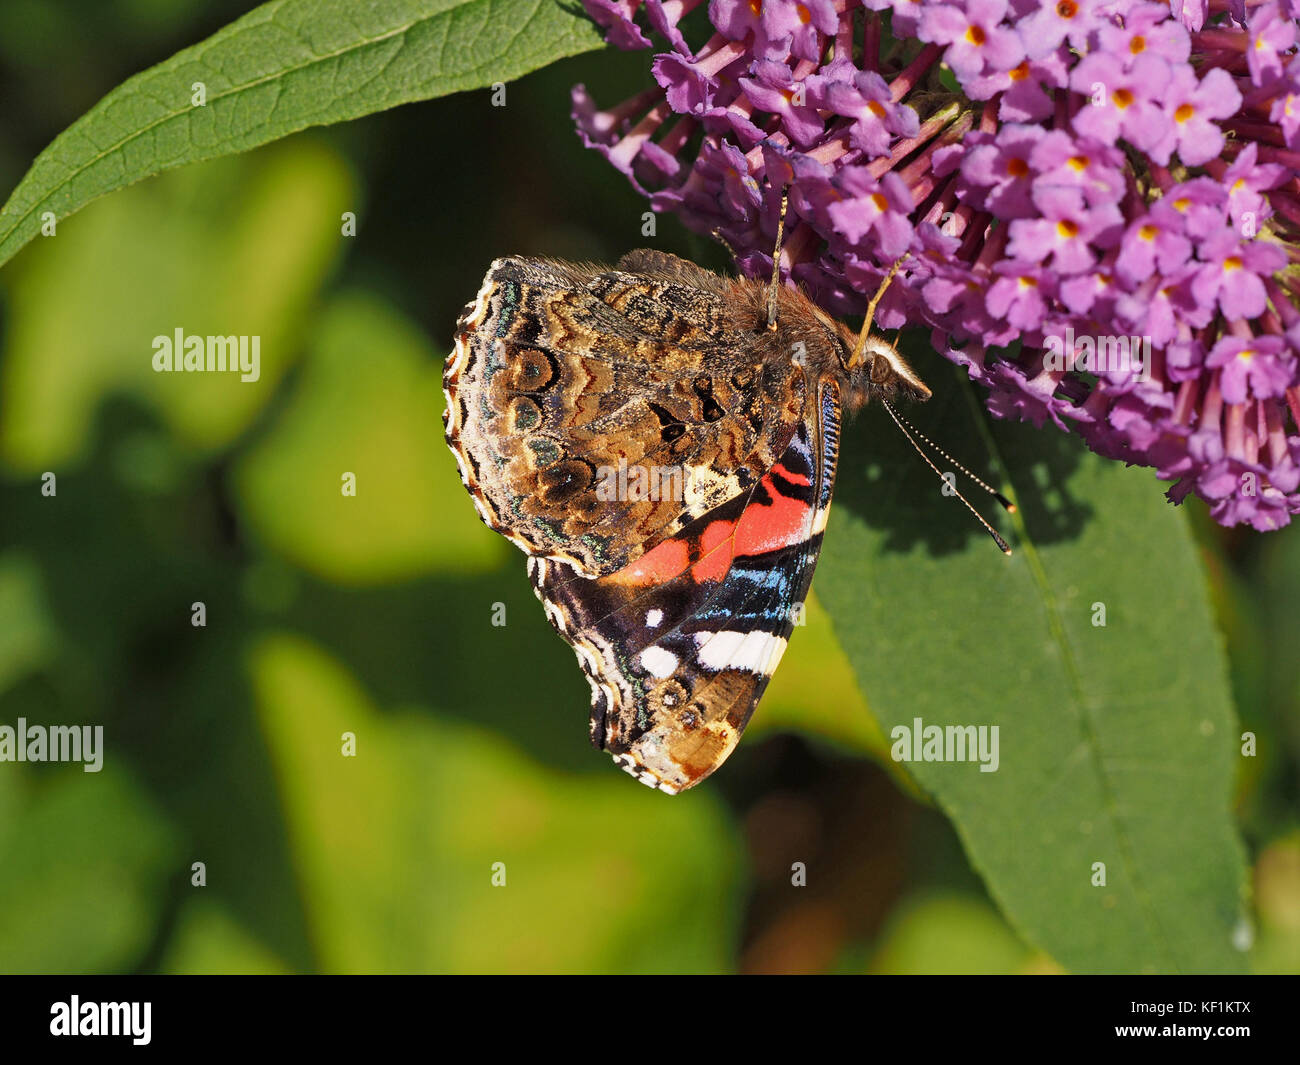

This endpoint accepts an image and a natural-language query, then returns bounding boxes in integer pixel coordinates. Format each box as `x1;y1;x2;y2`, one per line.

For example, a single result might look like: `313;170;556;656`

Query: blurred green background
0;0;1297;974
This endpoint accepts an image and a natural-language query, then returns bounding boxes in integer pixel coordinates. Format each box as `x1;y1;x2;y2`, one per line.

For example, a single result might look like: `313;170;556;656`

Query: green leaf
817;349;1248;974
0;0;605;270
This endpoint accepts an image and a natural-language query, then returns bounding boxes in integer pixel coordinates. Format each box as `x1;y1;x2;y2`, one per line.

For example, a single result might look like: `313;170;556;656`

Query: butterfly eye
869;353;894;385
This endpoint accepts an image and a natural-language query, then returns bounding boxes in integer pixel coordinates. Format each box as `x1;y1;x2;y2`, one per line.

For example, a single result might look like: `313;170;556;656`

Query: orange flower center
1007;157;1029;178
966;25;986;46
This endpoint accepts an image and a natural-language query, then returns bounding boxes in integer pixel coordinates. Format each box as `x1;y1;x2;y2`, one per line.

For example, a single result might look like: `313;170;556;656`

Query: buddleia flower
574;0;1300;531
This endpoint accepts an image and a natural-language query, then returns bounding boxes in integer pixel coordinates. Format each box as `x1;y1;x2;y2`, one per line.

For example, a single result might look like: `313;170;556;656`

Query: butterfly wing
443;253;807;579
530;381;843;793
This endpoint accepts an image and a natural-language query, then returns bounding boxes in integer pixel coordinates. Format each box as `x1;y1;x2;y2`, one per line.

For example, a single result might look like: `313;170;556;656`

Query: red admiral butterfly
444;203;1010;793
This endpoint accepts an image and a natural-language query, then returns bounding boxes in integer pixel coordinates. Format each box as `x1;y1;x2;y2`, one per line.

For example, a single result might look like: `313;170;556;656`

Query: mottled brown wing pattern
443;252;807;578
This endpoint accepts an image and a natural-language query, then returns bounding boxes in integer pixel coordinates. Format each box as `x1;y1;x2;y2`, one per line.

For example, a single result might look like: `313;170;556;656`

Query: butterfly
443;221;1007;794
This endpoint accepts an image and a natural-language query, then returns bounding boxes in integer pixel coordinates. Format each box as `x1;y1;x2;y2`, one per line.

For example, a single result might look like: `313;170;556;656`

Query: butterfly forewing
443;254;806;579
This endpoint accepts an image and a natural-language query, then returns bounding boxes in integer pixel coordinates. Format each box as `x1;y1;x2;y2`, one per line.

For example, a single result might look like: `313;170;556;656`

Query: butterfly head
831;320;932;411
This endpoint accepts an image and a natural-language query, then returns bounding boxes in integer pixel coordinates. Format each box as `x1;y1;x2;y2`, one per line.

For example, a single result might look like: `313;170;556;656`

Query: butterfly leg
848;257;904;371
764;186;791;332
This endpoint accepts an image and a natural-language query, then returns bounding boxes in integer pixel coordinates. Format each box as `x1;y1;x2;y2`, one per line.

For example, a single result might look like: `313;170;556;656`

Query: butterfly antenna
880;398;1012;555
849;257;903;370
765;187;790;332
886;404;1016;513
710;226;738;259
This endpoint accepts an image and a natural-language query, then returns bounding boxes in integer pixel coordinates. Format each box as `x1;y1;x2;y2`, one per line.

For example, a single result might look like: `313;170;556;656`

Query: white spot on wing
812;504;830;534
639;646;679;679
693;630;787;674
645;608;664;628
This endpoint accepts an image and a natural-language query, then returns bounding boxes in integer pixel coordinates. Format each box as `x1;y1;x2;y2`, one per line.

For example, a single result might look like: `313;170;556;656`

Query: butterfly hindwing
530;382;843;793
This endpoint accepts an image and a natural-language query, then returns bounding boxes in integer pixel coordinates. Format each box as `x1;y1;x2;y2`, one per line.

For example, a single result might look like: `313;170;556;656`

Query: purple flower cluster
573;0;1300;531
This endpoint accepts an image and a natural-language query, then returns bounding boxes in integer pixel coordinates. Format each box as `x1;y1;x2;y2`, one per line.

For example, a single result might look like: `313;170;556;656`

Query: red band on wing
769;462;812;487
609;466;815;588
691;519;736;582
612;537;691;586
733;489;812;557
688;471;811;582
608;462;811;587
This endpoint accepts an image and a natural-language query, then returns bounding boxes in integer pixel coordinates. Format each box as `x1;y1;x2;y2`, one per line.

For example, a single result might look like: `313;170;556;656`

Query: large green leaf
0;0;605;270
817;347;1248;974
